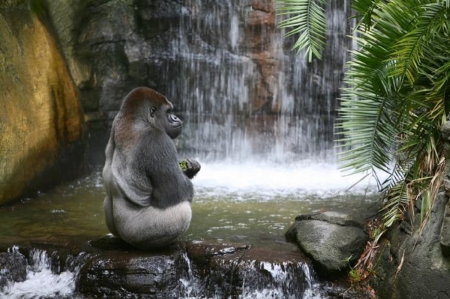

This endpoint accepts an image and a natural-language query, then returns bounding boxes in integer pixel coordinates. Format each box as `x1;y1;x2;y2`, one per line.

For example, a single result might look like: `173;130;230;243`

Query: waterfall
161;0;354;163
0;248;88;299
177;251;325;299
137;0;381;195
1;249;73;299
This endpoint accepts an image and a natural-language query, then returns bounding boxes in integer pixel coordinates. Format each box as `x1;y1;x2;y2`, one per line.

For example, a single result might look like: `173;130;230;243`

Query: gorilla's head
120;87;183;139
151;100;183;139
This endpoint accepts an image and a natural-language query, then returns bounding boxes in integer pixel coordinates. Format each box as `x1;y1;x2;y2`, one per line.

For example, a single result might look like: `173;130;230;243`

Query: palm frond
390;2;448;86
337;23;401;181
276;0;327;61
338;0;450;229
351;0;384;31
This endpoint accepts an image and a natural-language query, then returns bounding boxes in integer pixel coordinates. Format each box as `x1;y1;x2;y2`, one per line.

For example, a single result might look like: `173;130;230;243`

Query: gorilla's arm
137;133;195;209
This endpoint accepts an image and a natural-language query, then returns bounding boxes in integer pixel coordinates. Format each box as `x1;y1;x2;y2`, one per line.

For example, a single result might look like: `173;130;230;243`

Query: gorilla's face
166;110;183;139
151;104;183;139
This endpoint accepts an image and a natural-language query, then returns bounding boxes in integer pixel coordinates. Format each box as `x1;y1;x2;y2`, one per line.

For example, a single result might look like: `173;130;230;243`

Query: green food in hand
179;160;188;171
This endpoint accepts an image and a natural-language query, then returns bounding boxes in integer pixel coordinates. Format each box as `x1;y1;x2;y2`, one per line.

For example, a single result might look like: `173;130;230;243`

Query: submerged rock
286;209;369;276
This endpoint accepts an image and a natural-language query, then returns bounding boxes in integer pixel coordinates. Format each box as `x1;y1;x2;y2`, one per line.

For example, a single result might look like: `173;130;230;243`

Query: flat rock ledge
0;235;371;299
286;208;369;276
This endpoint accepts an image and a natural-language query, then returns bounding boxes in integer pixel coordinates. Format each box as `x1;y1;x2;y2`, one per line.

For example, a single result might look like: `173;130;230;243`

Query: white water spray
193;161;384;201
0;249;77;299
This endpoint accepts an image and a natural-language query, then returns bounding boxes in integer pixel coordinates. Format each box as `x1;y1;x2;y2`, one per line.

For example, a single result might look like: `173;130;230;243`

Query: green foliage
276;0;327;61
339;0;450;227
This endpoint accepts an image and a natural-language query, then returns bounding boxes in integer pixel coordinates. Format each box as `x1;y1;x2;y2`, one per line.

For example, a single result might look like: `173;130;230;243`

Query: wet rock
0;250;27;289
286;209;368;276
0;235;376;298
79;234;186;297
208;244;314;298
78;251;182;298
77;240;317;298
184;242;313;298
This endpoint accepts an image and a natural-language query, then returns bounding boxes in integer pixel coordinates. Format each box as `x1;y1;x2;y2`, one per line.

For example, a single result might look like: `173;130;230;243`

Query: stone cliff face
0;4;84;204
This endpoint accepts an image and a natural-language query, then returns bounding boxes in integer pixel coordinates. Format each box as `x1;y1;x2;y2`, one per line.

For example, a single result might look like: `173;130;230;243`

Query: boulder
286;209;369;276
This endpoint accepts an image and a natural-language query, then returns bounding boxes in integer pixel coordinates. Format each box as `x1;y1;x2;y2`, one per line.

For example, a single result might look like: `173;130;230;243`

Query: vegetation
277;0;450;281
277;0;327;61
277;0;450;228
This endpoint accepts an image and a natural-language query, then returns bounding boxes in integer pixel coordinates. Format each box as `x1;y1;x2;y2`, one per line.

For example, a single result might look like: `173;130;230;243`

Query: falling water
161;0;354;163
124;0;379;194
177;251;326;299
140;0;382;194
0;248;82;299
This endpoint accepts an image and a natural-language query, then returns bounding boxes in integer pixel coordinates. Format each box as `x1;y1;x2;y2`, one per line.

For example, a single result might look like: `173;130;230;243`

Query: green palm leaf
339;0;449;227
276;0;327;61
352;0;384;30
390;2;448;86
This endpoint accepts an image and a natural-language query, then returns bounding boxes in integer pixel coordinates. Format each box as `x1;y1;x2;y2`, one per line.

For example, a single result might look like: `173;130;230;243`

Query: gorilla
102;87;201;250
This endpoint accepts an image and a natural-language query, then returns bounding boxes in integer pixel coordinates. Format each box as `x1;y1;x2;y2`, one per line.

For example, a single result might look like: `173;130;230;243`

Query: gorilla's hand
182;159;201;179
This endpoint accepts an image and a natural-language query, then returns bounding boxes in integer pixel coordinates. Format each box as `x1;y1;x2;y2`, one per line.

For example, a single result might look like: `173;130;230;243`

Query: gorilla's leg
112;199;192;250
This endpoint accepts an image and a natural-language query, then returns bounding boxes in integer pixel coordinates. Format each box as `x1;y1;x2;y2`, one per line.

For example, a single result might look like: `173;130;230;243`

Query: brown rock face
0;7;84;204
245;0;280;114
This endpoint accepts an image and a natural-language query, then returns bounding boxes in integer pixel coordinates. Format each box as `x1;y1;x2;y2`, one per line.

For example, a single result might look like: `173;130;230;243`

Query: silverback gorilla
102;87;201;250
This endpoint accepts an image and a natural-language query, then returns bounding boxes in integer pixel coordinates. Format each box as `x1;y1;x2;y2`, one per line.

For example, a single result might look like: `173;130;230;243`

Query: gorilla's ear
150;106;157;118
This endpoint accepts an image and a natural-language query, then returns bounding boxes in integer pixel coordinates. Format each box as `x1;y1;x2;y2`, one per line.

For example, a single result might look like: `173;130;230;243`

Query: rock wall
0;3;84;205
370;121;450;299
